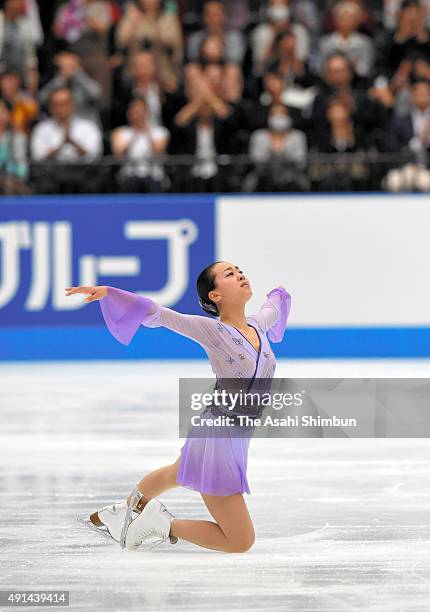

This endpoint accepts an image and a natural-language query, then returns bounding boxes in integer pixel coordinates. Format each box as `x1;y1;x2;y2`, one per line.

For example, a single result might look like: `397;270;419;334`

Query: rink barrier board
1;193;429;360
1;326;430;360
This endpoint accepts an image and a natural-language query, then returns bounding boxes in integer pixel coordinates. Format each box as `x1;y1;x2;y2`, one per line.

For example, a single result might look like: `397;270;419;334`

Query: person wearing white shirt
30;86;103;193
111;98;169;193
317;1;374;77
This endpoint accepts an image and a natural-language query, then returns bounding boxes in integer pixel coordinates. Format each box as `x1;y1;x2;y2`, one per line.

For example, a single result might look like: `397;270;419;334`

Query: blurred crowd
0;0;430;194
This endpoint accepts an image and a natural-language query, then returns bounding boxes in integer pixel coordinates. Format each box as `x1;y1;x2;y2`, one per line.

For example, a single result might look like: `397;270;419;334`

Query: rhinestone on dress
233;337;243;345
238;353;245;360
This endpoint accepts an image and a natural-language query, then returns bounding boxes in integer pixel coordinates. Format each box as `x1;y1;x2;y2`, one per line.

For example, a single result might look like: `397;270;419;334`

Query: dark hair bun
198;295;219;316
196;260;223;317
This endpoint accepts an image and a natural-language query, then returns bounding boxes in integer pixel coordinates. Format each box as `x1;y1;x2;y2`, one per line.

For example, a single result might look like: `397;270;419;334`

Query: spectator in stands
383;77;430;190
53;0;114;113
0;0;39;85
317;1;374;77
111;97;169;192
243;70;303;134
187;1;246;66
245;102;309;191
187;33;245;103
323;0;377;36
383;0;430;76
391;54;430;115
112;50;163;129
30;86;103;193
39;52;101;124
319;98;363;152
0;68;38;133
384;79;430;158
169;64;238;191
309;98;369;190
265;28;315;110
309;52;393;149
116;0;183;92
196;33;225;67
251;0;310;76
0;97;29;193
160;58;243;133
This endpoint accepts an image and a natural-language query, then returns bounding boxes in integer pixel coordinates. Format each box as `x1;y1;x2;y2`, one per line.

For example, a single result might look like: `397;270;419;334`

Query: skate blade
77;516;117;543
120;485;141;550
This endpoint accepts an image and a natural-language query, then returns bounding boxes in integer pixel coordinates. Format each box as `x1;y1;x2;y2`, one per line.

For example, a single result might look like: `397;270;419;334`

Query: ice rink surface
1;359;430;612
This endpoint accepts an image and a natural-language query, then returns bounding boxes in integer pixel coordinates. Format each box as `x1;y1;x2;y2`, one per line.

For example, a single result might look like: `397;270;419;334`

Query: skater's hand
64;285;108;303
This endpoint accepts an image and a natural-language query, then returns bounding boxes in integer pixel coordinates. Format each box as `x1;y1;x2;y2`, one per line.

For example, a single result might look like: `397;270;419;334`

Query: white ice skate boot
93;499;135;541
77;497;141;542
124;497;177;551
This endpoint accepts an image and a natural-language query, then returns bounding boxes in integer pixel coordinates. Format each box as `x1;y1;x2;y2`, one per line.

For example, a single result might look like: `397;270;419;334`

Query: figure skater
65;261;291;553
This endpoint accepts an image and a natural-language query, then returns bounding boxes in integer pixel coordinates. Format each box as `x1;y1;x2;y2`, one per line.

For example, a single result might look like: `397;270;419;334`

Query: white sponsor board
217;194;430;326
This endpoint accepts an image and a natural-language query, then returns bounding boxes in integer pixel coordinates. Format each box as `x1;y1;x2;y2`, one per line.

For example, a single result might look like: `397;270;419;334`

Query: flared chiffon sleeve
257;287;292;343
99;285;219;348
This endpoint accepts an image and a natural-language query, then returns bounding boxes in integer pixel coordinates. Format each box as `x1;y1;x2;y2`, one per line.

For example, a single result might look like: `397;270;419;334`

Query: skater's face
208;261;252;311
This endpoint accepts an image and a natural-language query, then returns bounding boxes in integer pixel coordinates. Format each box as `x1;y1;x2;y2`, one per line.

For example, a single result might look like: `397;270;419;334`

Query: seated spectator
265;29;315;111
309;53;393;150
384;79;430;160
0;0;39;85
30;86;103;193
53;0;114;111
0;68;38;133
317;1;374;77
116;0;183;92
319;98;364;152
111;98;169;193
161;59;243;132
266;29;314;87
244;70;303;133
169;65;239;192
251;0;311;76
323;0;377;36
383;0;430;76
39;52;101;124
196;33;226;67
0;97;29;193
244;103;309;191
112;50;163;129
391;54;430;115
187;1;246;66
309;98;369;190
383;0;430;31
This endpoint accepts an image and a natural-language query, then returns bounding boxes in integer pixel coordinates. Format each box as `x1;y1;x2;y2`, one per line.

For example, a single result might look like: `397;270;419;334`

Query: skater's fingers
64;286;92;296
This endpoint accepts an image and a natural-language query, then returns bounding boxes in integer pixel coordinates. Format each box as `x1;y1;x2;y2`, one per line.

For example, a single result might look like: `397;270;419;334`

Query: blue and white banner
0;193;429;360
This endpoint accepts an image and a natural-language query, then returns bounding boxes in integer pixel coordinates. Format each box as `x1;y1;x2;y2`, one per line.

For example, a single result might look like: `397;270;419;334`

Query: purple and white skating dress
99;285;291;497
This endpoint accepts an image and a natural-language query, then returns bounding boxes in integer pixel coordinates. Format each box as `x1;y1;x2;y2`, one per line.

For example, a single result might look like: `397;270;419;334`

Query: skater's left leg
169;492;255;553
126;455;182;505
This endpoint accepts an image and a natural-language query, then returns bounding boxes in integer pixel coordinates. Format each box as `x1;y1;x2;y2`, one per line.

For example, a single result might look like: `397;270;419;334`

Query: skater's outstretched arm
255;286;292;343
64;285;219;348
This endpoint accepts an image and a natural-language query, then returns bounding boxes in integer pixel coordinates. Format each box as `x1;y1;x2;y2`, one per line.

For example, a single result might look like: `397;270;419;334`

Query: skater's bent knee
226;534;255;553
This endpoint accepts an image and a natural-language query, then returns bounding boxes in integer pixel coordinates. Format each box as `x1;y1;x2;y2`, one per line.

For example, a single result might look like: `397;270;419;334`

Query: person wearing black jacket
168;63;240;192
